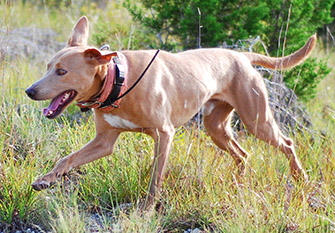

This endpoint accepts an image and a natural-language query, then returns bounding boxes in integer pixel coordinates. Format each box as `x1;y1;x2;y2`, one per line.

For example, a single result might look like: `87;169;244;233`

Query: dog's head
25;16;116;119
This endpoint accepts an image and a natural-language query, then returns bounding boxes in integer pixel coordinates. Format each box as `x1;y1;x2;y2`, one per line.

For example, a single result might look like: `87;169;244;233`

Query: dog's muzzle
25;85;38;100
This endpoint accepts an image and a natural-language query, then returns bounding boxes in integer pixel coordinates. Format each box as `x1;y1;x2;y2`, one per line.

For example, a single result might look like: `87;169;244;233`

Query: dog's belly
103;114;139;129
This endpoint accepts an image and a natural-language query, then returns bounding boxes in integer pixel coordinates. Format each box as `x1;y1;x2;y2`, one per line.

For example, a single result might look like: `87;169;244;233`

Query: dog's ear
84;48;117;66
67;16;89;47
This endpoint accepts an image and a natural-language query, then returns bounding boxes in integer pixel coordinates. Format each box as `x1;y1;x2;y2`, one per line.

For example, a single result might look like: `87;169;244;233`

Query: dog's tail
243;34;316;69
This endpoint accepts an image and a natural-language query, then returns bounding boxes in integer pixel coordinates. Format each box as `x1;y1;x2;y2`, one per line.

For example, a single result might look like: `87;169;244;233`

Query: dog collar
76;54;127;112
76;49;160;112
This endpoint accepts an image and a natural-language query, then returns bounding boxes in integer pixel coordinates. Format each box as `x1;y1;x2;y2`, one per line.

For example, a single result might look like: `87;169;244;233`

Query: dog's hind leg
203;100;250;176
243;115;307;181
233;73;308;181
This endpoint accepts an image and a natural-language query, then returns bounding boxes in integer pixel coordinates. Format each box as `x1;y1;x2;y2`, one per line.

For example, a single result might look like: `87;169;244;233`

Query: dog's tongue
43;94;64;116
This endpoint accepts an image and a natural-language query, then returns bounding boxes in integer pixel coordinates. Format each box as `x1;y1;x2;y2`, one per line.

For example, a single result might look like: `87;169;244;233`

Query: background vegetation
125;0;333;101
0;0;335;232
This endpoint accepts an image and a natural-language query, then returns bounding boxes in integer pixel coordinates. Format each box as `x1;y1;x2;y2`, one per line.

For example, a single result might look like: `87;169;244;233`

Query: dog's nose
25;86;37;99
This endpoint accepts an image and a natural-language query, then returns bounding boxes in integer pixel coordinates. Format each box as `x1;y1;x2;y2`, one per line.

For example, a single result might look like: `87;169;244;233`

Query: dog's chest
103;114;139;129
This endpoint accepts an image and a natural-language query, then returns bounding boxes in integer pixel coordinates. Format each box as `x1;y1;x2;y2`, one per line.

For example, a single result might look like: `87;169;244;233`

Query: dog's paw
31;176;55;191
292;168;309;184
302;172;309;183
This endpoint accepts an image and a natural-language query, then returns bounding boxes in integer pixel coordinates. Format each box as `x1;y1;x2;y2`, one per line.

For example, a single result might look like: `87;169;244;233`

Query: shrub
124;0;333;101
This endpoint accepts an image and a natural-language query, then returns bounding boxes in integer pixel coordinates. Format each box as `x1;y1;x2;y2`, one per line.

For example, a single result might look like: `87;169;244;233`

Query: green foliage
91;20;157;50
0;153;39;224
284;57;331;102
24;0;72;8
124;0;271;49
78;132;153;209
124;0;333;101
77;0;157;50
263;0;333;102
125;0;333;50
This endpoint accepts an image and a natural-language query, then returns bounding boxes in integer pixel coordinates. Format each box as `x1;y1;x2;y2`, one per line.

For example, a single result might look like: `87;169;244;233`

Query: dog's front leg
32;130;120;190
146;126;175;205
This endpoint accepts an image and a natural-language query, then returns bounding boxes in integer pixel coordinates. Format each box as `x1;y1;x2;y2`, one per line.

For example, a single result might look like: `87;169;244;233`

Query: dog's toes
31;179;53;191
292;169;309;184
302;172;309;183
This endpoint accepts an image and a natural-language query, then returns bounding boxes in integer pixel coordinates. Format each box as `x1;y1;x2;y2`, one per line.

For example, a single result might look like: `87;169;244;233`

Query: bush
124;0;333;101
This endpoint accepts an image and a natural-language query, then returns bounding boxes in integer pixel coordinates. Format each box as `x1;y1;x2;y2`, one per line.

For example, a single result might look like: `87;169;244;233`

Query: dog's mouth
43;90;77;119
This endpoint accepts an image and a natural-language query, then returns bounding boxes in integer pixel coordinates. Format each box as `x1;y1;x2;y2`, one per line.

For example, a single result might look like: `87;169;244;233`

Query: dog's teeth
61;94;69;104
62;93;70;103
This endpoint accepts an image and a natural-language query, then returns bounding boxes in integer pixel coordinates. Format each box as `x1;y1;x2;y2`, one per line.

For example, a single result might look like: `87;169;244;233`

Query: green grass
1;1;335;232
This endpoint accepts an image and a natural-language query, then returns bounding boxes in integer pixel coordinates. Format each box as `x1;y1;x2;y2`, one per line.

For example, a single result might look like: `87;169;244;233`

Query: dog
26;16;315;204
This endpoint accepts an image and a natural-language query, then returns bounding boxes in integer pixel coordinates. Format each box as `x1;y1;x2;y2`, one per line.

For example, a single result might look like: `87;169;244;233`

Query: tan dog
26;16;315;203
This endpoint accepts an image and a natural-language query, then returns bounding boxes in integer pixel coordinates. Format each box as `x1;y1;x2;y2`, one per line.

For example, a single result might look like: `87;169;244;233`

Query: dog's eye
56;69;67;76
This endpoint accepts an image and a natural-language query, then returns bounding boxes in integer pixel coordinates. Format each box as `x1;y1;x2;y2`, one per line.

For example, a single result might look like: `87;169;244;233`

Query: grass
1;1;335;232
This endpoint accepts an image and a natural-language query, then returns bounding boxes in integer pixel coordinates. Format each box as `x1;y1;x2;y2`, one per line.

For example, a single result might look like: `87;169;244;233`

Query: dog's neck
76;57;127;112
92;65;109;98
75;64;107;104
